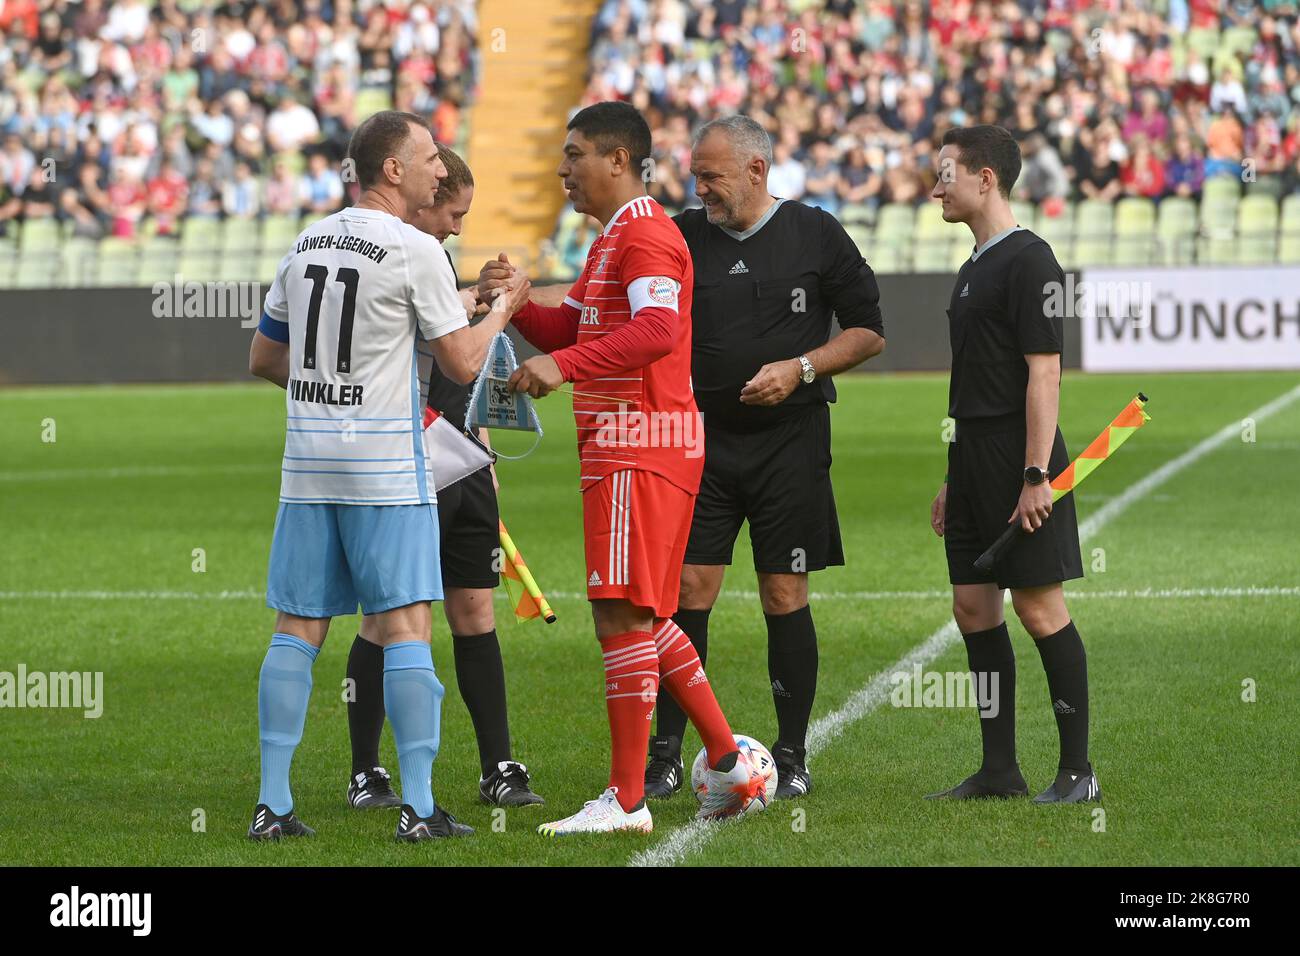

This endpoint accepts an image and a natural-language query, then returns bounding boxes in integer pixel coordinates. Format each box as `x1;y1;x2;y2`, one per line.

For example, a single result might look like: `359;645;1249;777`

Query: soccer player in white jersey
245;111;531;842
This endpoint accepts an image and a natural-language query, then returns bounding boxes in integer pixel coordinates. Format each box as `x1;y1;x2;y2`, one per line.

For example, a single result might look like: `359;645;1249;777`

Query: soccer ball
691;734;778;813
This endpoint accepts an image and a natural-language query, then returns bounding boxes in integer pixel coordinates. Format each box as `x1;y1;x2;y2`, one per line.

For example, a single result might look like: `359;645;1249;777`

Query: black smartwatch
1023;465;1049;486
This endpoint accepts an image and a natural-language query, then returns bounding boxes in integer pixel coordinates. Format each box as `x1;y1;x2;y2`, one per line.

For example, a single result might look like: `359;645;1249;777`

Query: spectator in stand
1205;108;1246;180
61;163;111;238
266;93;322;154
20;166;59;221
147;159;189;237
804;140;843;215
768;141;806;201
0;181;21;237
222;160;261;220
106;167;148;238
1121;135;1167;200
298;152;343;215
0;135;36;197
1166;134;1207;199
1016;133;1070;207
1282;150;1300;196
187;157;223;219
1210;67;1250;118
1249;110;1287;181
264;159;301;217
1123;89;1170;144
838;144;883;214
1078;134;1124;203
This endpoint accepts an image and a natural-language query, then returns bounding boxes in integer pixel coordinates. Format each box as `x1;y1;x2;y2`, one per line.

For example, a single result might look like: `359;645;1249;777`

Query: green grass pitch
1;370;1297;866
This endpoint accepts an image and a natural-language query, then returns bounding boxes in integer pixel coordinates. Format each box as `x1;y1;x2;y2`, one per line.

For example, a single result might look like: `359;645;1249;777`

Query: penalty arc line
627;382;1300;868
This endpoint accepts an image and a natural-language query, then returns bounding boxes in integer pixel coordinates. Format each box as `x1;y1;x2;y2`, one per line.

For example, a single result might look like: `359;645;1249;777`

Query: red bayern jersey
562;196;703;496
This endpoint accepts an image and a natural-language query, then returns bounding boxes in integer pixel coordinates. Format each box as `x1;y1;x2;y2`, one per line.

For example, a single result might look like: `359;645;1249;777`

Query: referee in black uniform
927;125;1098;804
651;115;885;799
347;144;544;810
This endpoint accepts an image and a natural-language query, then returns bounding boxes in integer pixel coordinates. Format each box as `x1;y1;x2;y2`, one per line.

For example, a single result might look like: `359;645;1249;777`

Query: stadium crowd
580;0;1300;219
0;0;477;239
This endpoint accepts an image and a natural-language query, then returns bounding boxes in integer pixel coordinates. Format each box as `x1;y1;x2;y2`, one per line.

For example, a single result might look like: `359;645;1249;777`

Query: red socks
654;618;736;766
600;631;659;811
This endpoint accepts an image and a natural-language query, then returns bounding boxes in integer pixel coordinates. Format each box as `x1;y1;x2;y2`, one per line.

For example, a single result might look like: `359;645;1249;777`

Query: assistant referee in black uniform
927;125;1098;804
647;115;886;800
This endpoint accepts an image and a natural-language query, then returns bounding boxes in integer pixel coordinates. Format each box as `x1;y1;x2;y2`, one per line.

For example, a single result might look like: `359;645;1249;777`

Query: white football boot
537;787;653;836
696;750;765;821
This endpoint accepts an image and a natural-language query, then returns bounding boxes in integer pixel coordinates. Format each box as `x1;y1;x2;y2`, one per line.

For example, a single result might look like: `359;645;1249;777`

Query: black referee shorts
944;412;1083;590
685;403;844;574
436;466;500;590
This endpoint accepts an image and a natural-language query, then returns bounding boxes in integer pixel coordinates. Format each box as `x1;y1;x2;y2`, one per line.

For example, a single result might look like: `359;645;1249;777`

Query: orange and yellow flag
1048;393;1151;502
498;519;556;624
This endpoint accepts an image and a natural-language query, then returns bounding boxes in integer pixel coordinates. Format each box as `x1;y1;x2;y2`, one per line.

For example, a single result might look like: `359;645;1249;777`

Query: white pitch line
3;585;1298;603
4;585;1300;604
0;463;268;483
628;381;1300;868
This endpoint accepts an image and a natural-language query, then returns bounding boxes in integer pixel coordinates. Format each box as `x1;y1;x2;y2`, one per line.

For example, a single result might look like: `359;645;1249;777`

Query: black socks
766;605;818;752
961;623;1019;778
1033;620;1090;774
452;630;513;777
346;634;386;774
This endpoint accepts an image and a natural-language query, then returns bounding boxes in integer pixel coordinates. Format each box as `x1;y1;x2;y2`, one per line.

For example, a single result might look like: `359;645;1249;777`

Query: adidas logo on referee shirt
729;260;749;274
959;282;970;297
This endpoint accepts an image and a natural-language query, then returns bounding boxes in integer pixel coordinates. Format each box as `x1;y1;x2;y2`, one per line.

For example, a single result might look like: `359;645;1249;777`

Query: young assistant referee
927;125;1099;804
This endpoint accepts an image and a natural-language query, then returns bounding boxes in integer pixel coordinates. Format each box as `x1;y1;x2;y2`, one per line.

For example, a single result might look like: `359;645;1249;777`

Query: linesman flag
974;393;1151;572
499;519;557;624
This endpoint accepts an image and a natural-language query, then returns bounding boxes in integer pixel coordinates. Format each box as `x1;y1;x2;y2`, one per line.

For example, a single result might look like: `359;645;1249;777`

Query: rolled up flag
498;519;556;624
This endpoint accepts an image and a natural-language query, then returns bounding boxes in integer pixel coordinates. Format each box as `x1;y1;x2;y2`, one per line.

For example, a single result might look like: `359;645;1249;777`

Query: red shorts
582;469;695;618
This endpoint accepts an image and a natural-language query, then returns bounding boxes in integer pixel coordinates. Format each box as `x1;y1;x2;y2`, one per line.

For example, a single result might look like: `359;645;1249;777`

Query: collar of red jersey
603;195;659;234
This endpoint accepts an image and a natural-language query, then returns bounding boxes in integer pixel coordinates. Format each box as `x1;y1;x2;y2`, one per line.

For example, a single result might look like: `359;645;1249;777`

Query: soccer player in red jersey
483;102;765;834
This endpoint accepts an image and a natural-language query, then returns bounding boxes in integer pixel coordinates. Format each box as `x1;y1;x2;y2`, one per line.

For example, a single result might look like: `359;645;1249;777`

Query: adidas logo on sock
729;259;749;274
588;570;603;587
1053;698;1076;715
687;667;708;687
772;679;792;698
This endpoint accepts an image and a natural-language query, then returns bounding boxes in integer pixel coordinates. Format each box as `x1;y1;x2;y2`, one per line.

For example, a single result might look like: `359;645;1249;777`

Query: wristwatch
797;355;816;384
1023;465;1049;486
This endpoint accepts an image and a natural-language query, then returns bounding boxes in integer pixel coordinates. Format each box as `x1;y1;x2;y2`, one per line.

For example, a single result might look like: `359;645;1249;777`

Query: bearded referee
657;116;885;799
927;125;1098;804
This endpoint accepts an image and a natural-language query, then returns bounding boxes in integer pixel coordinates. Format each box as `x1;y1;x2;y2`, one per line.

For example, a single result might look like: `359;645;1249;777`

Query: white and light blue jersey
259;206;468;505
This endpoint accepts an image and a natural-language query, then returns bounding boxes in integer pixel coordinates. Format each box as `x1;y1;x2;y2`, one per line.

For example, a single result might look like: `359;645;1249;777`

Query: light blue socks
257;633;319;815
383;641;444;818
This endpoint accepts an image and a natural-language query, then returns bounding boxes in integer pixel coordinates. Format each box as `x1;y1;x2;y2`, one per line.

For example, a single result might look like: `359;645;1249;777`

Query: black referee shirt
674;199;884;432
946;227;1065;419
426;250;472;429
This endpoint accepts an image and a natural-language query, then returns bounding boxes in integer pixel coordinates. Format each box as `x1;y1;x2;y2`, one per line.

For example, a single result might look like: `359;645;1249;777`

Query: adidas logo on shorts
588;570;603;587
